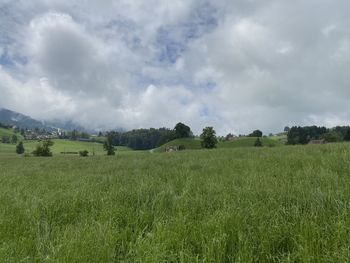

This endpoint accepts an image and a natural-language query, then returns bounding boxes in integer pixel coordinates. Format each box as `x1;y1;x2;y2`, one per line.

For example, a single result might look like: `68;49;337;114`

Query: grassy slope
155;137;282;152
1;144;350;261
219;136;283;148
0;127;24;140
0;139;132;156
154;138;202;152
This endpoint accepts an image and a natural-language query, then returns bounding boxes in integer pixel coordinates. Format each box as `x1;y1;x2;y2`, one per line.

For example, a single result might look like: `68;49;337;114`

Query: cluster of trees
1;134;18;144
105;123;193;150
287;126;350;144
59;130;90;140
248;130;263;138
32;140;54;156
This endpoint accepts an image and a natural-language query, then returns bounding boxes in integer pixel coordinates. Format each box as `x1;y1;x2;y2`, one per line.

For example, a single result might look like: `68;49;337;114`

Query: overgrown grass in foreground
1;144;350;262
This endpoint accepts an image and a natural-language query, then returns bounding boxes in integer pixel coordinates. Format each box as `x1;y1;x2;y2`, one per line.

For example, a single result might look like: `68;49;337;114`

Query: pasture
0;139;132;156
1;143;350;262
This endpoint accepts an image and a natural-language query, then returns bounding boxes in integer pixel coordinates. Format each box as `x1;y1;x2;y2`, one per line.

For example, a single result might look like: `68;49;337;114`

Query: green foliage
1;145;350;261
254;137;263;147
284;126;290;132
287;126;328;145
174;122;192;138
249;130;263;137
32;140;54;157
107;128;176;150
322;131;342;142
178;144;186;151
200;127;218;149
103;134;115;155
1;135;10;143
345;129;350;141
15;141;25;154
79;150;89;157
11;134;17;144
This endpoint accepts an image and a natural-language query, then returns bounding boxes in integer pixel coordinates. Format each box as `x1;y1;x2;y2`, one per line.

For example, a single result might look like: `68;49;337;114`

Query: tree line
287;126;350;144
105;123;193;150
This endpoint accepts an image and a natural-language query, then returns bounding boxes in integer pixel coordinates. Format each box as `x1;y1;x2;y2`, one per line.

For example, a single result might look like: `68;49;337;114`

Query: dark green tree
174;122;192;138
32;140;54;157
249;130;263;137
16;141;25;154
11;134;18;144
344;129;350;141
254;137;263;147
200;127;218;149
104;134;115;155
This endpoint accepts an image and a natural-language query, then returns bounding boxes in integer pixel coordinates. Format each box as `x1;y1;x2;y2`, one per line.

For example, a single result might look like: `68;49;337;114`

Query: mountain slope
0;108;46;129
0;108;87;132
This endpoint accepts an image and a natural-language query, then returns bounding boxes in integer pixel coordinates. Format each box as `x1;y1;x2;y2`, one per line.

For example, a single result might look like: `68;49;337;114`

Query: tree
284;126;290;132
16;141;25;154
254;138;263;147
174;122;192;138
104;134;115;155
11;134;18;144
200;127;218;149
1;136;10;143
344;129;350;141
32;140;54;157
249;130;263;137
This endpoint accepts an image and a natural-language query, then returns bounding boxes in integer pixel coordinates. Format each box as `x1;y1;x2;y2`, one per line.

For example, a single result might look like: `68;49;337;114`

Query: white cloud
1;0;350;135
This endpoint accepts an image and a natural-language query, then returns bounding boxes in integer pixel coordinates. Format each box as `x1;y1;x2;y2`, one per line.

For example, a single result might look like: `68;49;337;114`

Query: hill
154;138;202;152
0;108;88;132
154;136;283;152
219;137;283;148
0;127;24;141
0;108;46;129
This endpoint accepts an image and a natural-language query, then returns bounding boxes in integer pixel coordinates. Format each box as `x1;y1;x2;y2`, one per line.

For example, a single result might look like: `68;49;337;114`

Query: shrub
178;145;186;151
16;141;25;154
79;150;89;157
254;138;263;147
32;140;54;157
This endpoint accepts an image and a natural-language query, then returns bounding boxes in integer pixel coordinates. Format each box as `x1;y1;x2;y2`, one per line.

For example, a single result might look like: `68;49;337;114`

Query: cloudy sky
0;0;350;135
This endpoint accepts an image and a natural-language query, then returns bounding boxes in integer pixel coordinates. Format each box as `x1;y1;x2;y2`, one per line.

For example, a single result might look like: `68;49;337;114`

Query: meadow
0;139;132;156
1;143;350;262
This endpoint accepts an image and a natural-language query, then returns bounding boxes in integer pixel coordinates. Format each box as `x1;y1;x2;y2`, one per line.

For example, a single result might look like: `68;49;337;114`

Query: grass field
1;143;350;261
0;139;132;156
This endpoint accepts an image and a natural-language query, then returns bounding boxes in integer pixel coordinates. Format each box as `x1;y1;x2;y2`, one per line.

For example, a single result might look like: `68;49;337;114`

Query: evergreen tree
344;129;350;141
104;134;115;155
16;141;25;154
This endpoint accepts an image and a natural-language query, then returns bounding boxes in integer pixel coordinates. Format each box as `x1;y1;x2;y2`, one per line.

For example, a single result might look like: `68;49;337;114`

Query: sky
1;0;350;135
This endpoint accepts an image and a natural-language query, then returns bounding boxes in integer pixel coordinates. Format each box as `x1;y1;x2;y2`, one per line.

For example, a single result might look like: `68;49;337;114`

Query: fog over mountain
1;1;350;135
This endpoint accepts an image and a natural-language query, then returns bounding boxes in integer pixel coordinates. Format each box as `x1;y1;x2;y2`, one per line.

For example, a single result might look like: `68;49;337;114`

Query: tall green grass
1;144;350;262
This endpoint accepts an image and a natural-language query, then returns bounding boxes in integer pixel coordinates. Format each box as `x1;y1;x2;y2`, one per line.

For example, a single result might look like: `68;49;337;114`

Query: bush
32;140;54;157
254;138;263;147
178;145;186;151
79;150;89;157
16;141;25;154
